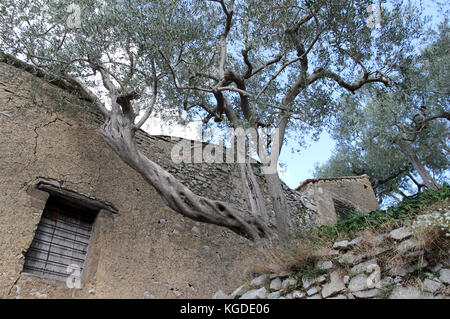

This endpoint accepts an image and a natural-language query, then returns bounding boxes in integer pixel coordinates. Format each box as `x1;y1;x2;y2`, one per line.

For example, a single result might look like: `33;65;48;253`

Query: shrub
316;183;450;241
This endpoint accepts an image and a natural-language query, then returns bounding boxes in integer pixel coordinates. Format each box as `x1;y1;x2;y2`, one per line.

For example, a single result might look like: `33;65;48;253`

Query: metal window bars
23;197;96;282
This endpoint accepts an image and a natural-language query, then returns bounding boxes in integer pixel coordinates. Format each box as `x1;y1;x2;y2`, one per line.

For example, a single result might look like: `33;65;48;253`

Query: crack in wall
0;110;11;117
7;273;21;298
28;117;73;169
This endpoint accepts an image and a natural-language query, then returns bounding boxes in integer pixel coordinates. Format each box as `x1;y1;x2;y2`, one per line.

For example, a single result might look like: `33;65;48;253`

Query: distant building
295;176;379;226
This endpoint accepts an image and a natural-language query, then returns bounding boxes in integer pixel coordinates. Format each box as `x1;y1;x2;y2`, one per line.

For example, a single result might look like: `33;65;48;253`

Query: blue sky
279;132;335;189
277;0;448;189
142;0;447;190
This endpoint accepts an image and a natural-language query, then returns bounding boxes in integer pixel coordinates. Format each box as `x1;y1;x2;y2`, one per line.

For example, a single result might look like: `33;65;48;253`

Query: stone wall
214;205;450;299
0;61;316;298
0;61;251;299
297;176;379;226
103;111;318;233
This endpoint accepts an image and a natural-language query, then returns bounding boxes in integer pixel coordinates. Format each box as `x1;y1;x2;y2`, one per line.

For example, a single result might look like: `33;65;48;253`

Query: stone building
295;176;380;226
0;58;378;299
0;60;318;299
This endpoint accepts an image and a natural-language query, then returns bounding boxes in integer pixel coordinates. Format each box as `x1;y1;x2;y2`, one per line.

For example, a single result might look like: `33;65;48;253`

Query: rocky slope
213;205;450;299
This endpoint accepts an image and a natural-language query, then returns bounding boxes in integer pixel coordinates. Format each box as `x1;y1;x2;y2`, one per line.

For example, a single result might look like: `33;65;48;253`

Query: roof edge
295;175;370;191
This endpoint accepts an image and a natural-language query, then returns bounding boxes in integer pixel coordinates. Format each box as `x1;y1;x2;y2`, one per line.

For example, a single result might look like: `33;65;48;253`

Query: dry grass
413;225;445;249
412;225;449;266
324;214;405;245
439;285;450;296
245;225;446;277
243;200;449;281
352;229;386;256
244;241;326;275
420;200;449;215
352;221;449;278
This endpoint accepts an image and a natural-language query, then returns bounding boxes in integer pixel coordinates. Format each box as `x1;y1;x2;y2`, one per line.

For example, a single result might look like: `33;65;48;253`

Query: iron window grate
23;196;97;282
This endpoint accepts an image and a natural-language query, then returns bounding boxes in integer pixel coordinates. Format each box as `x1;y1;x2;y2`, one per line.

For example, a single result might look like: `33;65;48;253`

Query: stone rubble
240;287;268;299
422;279;443;293
250;274;268;287
292;291;305;299
281;278;298;290
389;286;423;299
317;260;333;270
212;289;231;299
230;285;248;298
267;291;282;299
321;271;345;298
397;239;419;255
439;269;450;284
389;227;412;241
350;258;378;274
306;286;320;296
212;225;450;300
269;278;282;290
348;274;369;292
302;275;326;289
352;288;381;298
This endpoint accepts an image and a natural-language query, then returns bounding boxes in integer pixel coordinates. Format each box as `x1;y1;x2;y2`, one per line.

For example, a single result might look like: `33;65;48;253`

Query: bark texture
101;112;276;242
399;141;441;191
265;172;290;244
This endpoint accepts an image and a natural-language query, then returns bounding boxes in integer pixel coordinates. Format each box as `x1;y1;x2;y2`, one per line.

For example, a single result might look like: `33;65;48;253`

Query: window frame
23;179;117;288
23;196;97;283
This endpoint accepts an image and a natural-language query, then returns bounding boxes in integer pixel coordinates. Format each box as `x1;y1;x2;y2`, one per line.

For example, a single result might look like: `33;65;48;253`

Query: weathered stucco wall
298;177;379;226
0;61;316;299
0;62;254;299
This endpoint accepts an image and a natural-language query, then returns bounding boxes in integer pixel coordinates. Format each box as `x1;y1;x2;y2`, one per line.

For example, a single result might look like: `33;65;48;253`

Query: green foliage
291;260;327;281
0;0;441;238
316;183;450;241
314;23;449;204
0;0;431;140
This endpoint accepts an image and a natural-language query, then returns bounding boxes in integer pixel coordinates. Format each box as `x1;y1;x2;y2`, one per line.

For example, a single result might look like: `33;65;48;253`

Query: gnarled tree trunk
238;162;270;226
399;141;441;191
265;172;290;244
101;111;276;242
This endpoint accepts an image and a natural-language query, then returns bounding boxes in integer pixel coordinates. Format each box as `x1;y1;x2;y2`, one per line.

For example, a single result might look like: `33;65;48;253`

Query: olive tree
315;22;449;203
0;0;426;242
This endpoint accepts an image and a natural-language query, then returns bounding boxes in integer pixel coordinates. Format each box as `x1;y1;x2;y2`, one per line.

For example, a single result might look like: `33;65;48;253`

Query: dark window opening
23;196;98;282
333;199;354;220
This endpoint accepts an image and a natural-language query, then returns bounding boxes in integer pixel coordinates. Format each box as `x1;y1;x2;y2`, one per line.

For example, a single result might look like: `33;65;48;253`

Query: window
333;199;354;220
23;196;97;282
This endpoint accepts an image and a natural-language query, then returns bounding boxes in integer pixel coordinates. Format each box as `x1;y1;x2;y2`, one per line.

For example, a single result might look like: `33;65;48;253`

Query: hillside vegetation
315;183;450;242
222;185;450;299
